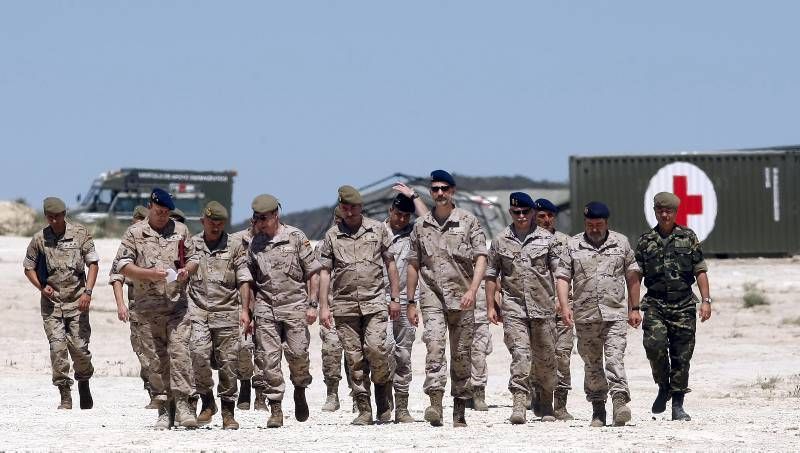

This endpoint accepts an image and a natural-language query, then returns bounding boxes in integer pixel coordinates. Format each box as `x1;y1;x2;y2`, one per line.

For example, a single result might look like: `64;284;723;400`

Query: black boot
652;385;671;414
294;387;309;422
671;392;691;421
78;380;93;410
237;380;252;410
374;383;392;423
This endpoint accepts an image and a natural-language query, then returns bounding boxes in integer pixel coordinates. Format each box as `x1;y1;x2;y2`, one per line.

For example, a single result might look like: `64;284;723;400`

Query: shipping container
569;146;800;257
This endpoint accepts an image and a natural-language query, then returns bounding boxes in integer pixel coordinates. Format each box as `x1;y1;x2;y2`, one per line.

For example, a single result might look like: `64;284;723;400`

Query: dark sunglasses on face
430;185;451;193
511;209;531;216
252;213;271;222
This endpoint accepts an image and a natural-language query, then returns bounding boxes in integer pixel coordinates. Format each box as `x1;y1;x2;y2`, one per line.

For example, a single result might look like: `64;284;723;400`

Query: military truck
72;168;236;230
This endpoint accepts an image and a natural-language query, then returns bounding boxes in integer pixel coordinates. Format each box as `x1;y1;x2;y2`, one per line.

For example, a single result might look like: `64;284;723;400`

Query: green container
569;146;800;257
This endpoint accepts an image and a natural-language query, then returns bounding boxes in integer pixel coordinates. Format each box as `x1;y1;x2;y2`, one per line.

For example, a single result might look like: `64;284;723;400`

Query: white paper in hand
165;268;178;283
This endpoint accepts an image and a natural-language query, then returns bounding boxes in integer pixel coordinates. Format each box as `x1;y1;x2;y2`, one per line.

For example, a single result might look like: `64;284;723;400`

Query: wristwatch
702;297;712;304
629;306;640;311
407;298;417;305
410;193;419;200
307;300;319;309
390;297;400;303
84;288;93;296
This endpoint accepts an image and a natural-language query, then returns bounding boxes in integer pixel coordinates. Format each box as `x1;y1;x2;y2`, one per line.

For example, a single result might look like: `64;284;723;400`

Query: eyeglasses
511;209;531;216
430;185;451;193
252;213;275;222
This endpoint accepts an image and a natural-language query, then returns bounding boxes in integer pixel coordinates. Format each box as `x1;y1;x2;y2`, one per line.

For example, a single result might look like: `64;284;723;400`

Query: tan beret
132;205;149;220
203;201;228;220
654;192;681;210
338;185;363;205
43;197;66;214
251;194;280;214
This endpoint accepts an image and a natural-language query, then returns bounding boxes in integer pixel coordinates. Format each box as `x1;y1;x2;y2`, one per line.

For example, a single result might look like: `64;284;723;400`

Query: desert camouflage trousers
319;321;344;386
137;306;194;398
42;312;94;387
575;320;630;403
643;298;696;394
128;313;151;390
470;322;492;388
254;316;312;401
388;305;416;394
335;311;394;397
191;322;240;402
421;306;474;399
503;316;556;395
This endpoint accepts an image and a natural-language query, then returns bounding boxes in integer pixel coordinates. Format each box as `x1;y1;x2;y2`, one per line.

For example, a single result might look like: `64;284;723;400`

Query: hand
488;306;503;325
628;310;642;328
699;301;712;322
78;293;92;312
561;307;574;327
389;301;401;320
41;285;55;300
305;307;318;325
459;289;477;309
240;312;253;337
320;307;333;329
407;304;419;327
117;304;129;322
392;182;416;198
176;268;190;282
150;269;168;281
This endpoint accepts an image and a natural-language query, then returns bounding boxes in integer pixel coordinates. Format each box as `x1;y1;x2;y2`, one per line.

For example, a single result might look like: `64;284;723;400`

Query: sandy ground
1;236;800;452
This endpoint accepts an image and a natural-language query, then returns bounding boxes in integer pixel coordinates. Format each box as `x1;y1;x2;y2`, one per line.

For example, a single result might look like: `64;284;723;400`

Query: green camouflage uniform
635;225;708;395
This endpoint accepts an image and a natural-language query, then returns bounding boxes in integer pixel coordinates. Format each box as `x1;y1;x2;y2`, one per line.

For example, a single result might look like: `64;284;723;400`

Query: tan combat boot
452;398;467;428
423;391;444;427
221;400;240;430
321;381;340;412
539;389;556;422
590;400;607;427
145;389;160;410
237;380;251;410
197;392;217;426
351;394;374;426
77;380;93;410
394;392;415;423
509;392;527;425
267;400;284;428
374;383;392;423
553;389;574;420
472;386;488;411
57;385;72;410
154;403;170;430
253;388;268;411
612;393;632;426
175;398;198;429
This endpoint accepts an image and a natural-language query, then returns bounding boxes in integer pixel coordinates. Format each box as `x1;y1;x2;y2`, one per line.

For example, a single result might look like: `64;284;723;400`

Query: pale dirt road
1;236;799;451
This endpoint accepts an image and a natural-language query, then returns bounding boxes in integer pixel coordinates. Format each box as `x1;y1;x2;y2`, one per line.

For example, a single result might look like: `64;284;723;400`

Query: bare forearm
485;278;497;311
307;272;320;302
386;260;400;299
697;272;710;300
86;263;99;290
319;271;331;310
239;282;250;312
556;278;570;311
406;263;419;300
24;269;43;291
112;281;126;307
469;256;487;293
626;272;641;308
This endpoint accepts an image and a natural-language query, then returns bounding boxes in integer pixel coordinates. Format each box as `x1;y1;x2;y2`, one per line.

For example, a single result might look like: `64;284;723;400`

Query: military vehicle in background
72;168;236;232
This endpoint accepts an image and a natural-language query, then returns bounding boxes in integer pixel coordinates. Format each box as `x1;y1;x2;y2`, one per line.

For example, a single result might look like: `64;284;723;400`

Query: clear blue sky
2;1;798;222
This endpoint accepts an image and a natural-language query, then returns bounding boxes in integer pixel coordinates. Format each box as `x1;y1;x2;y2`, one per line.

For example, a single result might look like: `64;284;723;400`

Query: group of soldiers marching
23;169;712;430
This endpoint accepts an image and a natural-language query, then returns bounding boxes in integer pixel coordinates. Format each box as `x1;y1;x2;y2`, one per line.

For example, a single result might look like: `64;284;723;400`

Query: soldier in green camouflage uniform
23;197;99;410
634;192;712;422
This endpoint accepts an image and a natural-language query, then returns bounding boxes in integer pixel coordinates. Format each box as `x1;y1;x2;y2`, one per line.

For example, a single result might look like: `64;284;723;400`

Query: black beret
534;198;559;213
509;192;535;209
584;201;610;219
150;188;175;210
392;194;415;213
430;169;456;187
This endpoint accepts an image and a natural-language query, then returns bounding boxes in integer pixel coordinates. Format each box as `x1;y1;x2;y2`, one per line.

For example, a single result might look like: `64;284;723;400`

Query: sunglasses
430;185;451;193
252;213;273;222
511;209;532;216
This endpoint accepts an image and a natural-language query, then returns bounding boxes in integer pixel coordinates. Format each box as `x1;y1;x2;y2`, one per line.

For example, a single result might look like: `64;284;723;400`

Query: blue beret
584;201;610;219
534;198;559;213
150;188;175;210
430;169;456;187
392;194;415;213
509;192;535;209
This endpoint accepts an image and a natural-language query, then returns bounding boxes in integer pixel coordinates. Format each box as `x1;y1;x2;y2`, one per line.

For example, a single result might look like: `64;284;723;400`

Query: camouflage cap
338;185;363;205
654;192;680;210
170;208;187;222
43;197;66;214
132;205;149;220
203;200;228;220
252;194;280;214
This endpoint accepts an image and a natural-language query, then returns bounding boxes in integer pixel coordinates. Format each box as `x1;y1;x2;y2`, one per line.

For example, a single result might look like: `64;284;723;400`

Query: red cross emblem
672;175;703;225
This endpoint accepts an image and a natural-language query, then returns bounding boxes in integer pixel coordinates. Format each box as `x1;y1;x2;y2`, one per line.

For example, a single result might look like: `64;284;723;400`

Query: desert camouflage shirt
382;220;421;303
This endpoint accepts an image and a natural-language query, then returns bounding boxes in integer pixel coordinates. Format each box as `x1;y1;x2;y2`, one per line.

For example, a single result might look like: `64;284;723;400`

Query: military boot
539;389;556;422
237;380;252;410
612;393;632;426
472;386;488;411
321;381;340;412
294;386;309;422
509;392;527;425
168;398;176;428
530;385;542;416
671;392;691;421
652;385;671;414
253;388;268;411
352;394;374;426
553;389;574;421
221;400;239;430
590;400;607;427
424;391;444;427
267;400;284;428
197;392;217;426
57;385;72;410
374;383;392;423
453;398;467;428
175;398;199;429
145;389;160;410
394;392;415;423
188;395;198;416
77;380;93;410
154;403;170;430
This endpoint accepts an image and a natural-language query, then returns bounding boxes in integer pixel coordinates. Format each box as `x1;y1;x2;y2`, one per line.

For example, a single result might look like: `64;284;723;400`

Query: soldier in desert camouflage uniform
229;222;258;411
467;288;492;411
634;192;712;422
556;202;641;427
23;197;99;410
486;192;561;424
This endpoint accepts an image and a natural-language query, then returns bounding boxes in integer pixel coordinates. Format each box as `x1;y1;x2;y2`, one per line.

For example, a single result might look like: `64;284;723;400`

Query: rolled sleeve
234;243;253;284
298;233;322;278
114;229;137;273
554;248;573;281
81;234;100;265
469;221;488;257
23;238;39;270
623;239;641;274
406;226;420;266
485;239;500;279
317;234;334;271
